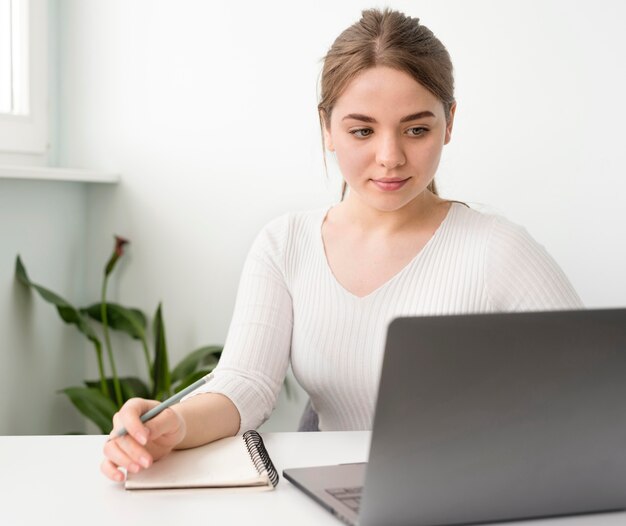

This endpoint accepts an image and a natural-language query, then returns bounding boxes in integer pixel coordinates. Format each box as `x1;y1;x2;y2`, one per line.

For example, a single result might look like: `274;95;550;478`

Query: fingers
103;398;158;482
103;398;186;483
144;407;185;444
102;398;186;482
103;433;153;477
111;398;159;445
101;458;125;482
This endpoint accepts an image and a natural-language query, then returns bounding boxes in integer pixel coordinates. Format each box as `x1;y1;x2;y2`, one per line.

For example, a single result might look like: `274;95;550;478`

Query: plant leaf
152;303;171;400
83;302;147;341
61;387;118;434
171;345;222;384
282;374;297;401
173;369;213;393
15;255;101;345
85;376;150;402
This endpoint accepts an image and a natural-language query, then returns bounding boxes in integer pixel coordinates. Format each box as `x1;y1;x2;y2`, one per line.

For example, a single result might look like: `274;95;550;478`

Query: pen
110;376;210;440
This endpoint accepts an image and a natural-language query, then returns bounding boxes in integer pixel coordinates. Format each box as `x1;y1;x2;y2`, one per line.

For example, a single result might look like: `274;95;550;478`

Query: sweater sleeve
182;216;293;433
485;216;584;311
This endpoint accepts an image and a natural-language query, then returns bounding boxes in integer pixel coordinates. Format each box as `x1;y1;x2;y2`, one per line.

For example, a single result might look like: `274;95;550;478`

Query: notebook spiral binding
243;430;279;488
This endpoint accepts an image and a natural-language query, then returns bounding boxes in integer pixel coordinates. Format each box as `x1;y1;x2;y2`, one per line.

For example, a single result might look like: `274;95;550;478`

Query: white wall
0;179;88;434
46;0;626;433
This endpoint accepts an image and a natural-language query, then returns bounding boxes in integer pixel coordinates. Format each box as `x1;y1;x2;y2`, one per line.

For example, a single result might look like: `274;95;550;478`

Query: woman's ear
444;102;457;145
320;110;335;152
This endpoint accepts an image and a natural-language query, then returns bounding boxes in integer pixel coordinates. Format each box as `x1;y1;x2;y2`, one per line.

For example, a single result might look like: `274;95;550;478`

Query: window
0;0;28;115
0;0;47;153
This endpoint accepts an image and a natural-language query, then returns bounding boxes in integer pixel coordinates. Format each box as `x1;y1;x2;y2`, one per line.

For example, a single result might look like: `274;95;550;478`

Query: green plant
14;236;224;434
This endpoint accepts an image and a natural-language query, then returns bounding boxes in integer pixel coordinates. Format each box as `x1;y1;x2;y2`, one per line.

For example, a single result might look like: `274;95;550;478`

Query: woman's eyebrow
342;113;376;123
341;110;436;123
400;111;436;122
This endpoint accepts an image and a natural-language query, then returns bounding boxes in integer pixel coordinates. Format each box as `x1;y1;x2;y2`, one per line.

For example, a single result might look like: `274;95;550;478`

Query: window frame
0;0;48;154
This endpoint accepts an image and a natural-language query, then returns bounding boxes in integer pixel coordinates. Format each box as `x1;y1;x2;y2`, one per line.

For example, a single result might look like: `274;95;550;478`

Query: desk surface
1;431;624;526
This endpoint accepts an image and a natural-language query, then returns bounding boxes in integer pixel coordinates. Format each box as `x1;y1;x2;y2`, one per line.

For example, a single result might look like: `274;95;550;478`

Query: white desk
1;432;624;526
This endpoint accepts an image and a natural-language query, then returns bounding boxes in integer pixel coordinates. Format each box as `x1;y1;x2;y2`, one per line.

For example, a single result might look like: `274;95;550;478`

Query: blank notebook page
125;435;270;489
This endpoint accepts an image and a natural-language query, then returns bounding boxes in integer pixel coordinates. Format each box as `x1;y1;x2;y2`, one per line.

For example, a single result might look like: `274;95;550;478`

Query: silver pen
111;376;210;440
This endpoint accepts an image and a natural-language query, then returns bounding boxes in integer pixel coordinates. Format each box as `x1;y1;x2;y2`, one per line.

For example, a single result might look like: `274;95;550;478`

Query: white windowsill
0;165;120;183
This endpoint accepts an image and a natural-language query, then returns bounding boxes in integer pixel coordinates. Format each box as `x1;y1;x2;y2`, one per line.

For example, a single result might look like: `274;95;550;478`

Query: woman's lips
371;178;410;192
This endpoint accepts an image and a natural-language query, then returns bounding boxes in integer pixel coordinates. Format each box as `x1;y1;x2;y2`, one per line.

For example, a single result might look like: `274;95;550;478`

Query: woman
101;8;582;482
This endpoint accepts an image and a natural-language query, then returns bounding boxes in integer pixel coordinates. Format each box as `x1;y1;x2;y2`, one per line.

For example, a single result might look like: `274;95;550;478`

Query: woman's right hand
101;397;186;482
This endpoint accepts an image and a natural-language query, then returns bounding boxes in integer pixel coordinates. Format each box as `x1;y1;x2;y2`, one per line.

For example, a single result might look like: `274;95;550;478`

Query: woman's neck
333;190;447;237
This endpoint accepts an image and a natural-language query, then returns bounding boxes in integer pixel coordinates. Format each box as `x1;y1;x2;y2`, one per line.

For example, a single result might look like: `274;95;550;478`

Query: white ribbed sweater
188;203;583;432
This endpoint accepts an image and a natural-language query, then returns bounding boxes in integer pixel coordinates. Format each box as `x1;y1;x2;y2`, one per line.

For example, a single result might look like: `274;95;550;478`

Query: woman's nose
375;134;406;169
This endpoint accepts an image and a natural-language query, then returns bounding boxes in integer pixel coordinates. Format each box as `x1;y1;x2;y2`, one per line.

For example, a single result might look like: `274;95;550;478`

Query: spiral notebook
125;430;279;490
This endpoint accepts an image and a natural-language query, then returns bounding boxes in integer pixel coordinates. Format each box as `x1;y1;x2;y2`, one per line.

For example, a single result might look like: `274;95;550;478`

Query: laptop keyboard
326;486;363;513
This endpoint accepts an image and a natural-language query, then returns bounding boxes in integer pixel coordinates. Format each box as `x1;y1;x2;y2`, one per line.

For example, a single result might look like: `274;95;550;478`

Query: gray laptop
283;309;626;526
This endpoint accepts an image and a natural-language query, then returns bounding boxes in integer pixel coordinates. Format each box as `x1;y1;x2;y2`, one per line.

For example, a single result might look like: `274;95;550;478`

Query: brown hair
318;8;455;199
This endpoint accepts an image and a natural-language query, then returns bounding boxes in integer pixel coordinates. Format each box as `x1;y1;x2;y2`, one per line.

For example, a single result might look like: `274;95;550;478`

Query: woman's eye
407;127;428;137
350;128;373;138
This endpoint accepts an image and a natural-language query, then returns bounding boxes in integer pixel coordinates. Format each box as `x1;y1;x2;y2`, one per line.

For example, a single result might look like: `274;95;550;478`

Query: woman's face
324;66;455;213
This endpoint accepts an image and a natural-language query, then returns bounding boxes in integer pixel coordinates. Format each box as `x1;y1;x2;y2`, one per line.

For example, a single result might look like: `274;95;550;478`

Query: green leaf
83;302;147;341
173;369;213;393
15;255;101;346
152;303;171;400
281;375;299;401
171;345;222;384
61;387;118;434
85;376;150;402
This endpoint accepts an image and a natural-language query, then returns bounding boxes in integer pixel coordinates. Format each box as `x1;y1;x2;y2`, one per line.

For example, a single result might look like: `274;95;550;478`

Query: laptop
283;309;626;526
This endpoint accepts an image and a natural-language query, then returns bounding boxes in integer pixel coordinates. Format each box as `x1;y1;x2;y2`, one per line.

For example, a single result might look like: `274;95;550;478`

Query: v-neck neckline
317;202;458;301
